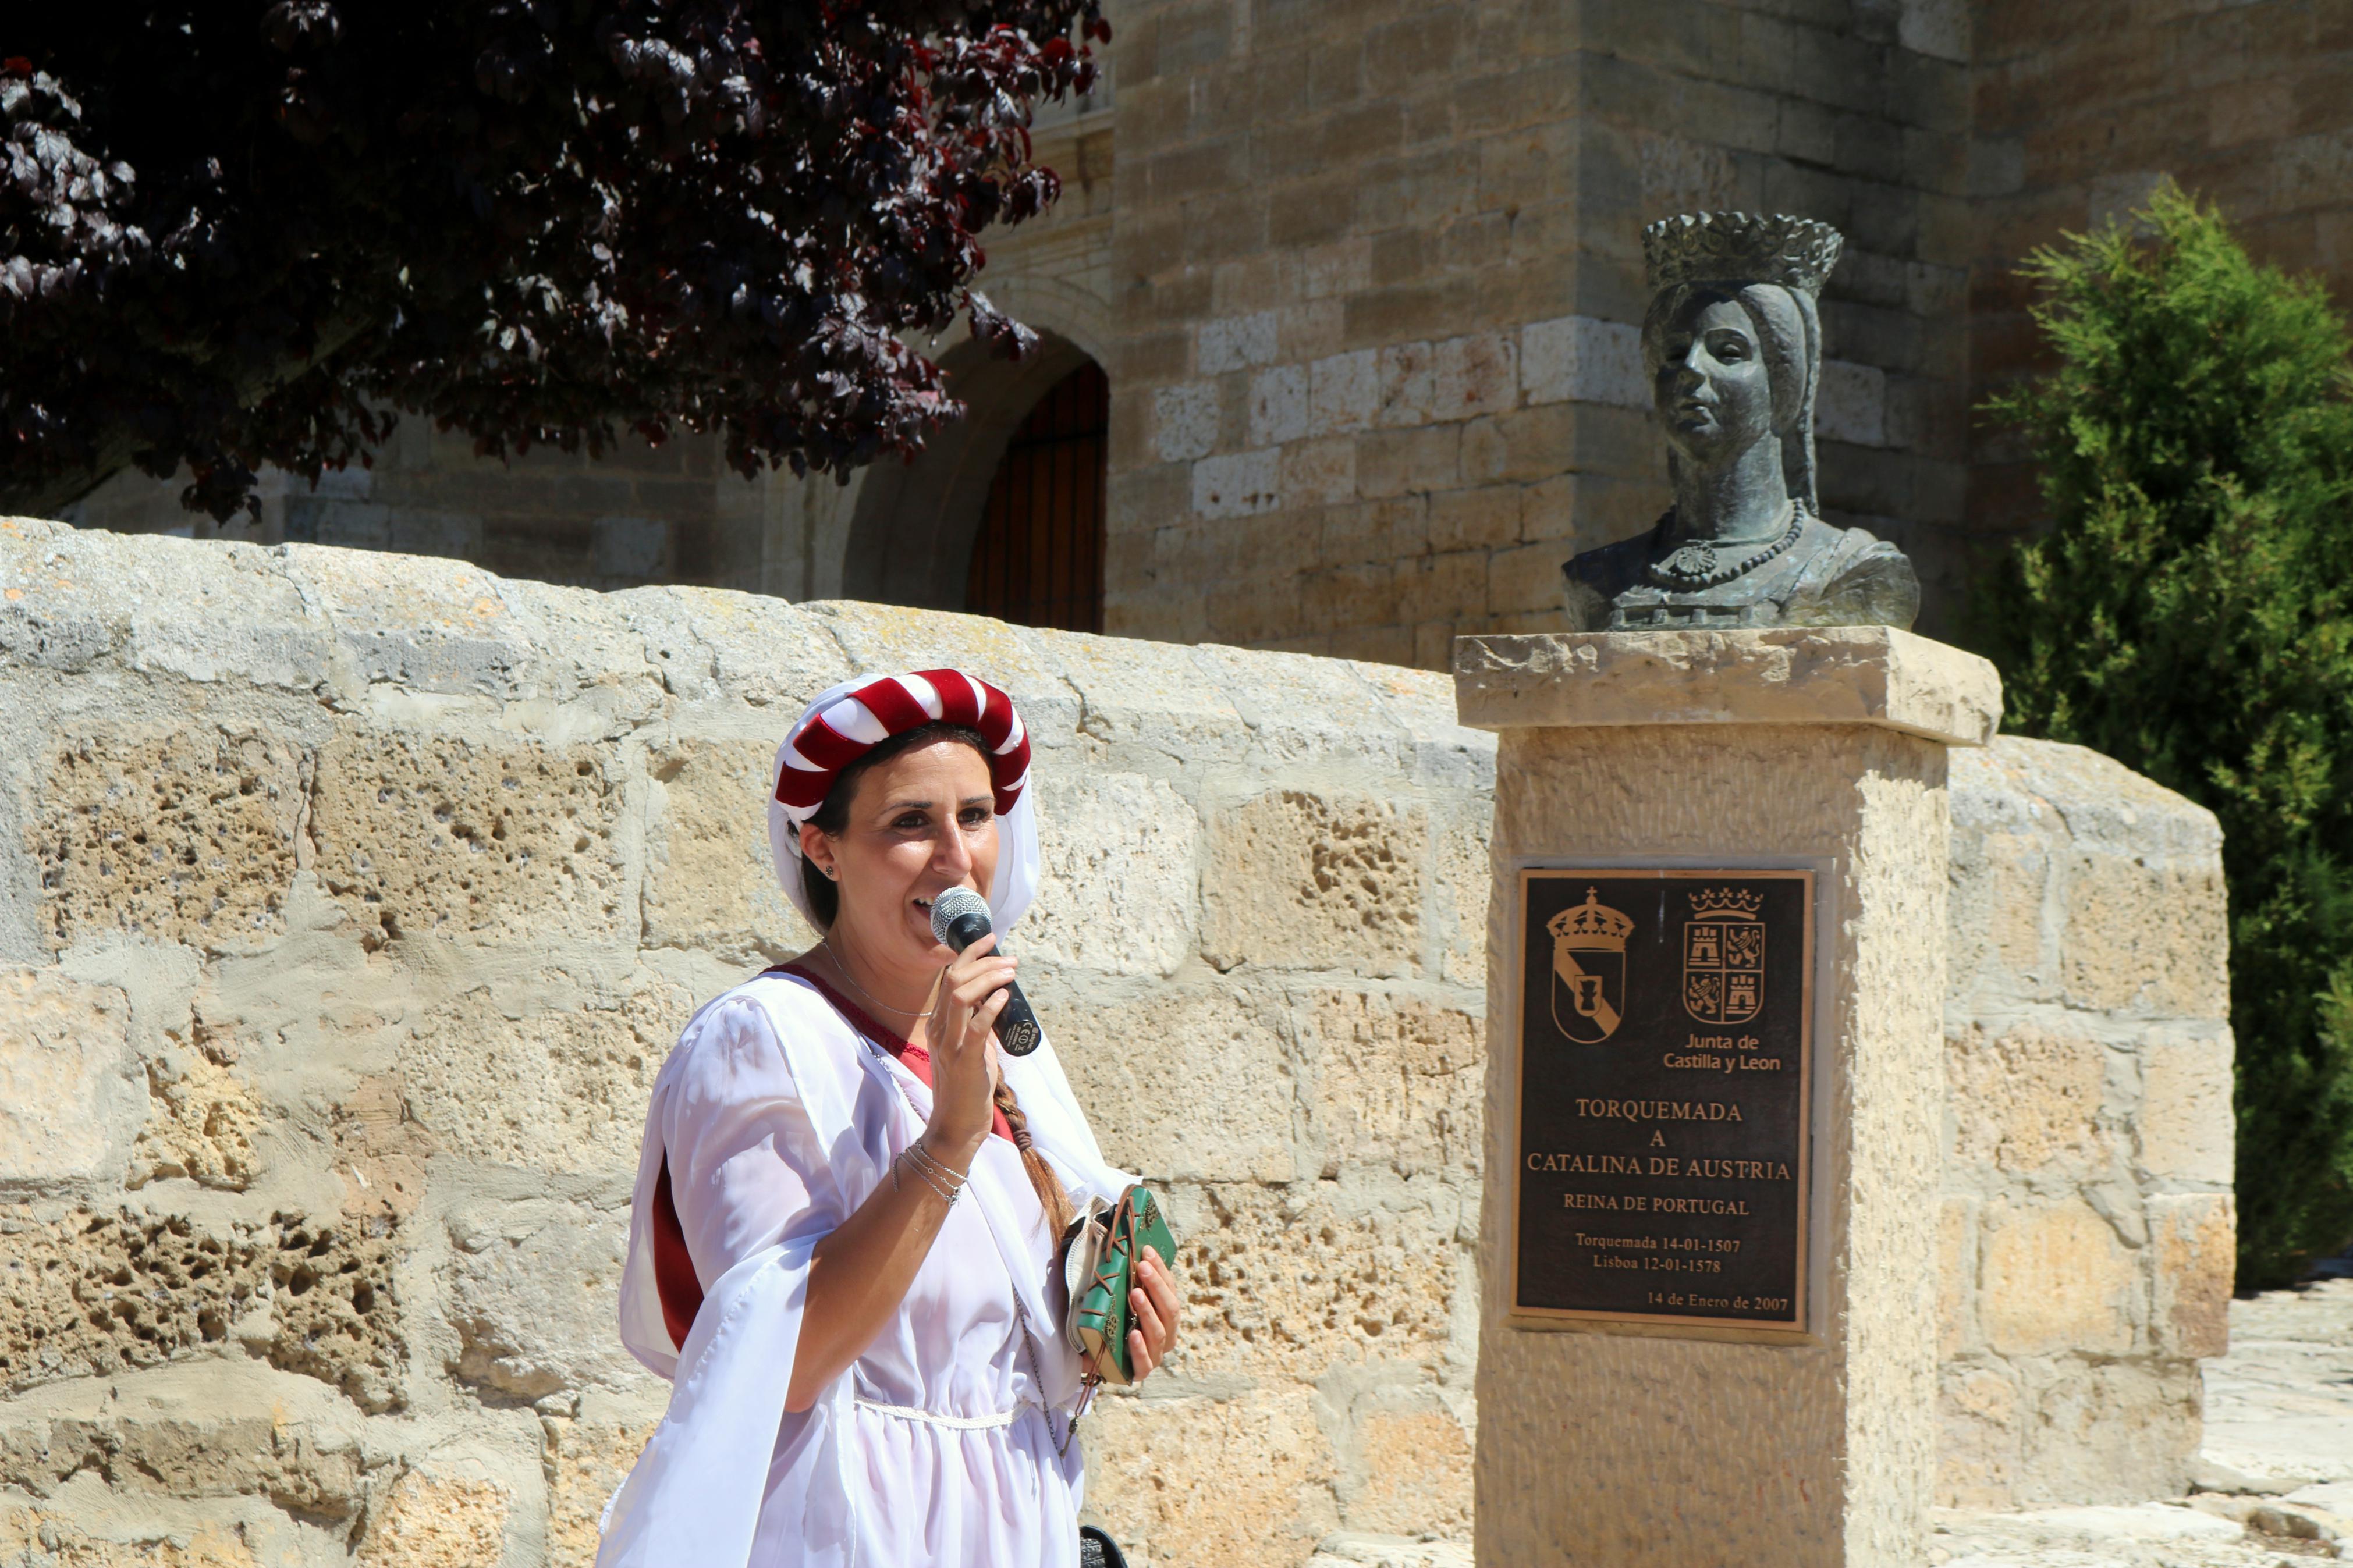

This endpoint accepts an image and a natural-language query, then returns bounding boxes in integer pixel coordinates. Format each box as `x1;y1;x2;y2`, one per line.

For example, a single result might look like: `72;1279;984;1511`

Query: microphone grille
929;887;991;945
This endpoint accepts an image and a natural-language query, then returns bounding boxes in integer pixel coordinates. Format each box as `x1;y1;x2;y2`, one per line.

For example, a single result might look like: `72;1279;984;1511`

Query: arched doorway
838;312;1108;620
963;362;1108;633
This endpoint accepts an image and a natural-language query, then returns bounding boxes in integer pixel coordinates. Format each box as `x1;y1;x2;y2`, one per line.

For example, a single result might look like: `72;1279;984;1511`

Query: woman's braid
994;1077;1073;1237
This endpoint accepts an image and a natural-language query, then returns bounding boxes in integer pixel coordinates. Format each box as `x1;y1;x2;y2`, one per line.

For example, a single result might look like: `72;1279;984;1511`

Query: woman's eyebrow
876;792;993;813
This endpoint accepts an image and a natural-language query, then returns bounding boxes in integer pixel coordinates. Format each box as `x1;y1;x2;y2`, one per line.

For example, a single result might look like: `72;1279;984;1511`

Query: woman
598;668;1182;1568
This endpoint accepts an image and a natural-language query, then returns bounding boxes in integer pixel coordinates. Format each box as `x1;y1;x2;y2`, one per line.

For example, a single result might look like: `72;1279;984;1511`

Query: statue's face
1652;293;1776;465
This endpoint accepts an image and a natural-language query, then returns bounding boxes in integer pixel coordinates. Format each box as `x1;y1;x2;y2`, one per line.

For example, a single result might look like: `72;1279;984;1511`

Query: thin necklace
818;936;940;1022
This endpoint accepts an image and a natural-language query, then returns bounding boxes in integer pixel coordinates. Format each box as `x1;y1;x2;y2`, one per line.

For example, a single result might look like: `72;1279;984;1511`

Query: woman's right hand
922;931;1014;1164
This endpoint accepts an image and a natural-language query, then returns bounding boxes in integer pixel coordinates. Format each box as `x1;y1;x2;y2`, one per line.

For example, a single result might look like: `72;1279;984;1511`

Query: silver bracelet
893;1146;961;1207
903;1138;970;1192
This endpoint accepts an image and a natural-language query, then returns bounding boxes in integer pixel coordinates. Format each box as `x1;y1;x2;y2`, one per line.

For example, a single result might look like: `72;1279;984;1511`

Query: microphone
929;888;1044;1056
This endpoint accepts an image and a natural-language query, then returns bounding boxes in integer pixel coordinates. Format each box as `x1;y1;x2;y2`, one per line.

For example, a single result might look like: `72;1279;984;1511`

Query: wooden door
964;361;1108;633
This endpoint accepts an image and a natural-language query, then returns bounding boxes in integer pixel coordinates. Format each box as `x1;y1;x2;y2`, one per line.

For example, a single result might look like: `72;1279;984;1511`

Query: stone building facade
61;0;2353;665
0;518;2232;1563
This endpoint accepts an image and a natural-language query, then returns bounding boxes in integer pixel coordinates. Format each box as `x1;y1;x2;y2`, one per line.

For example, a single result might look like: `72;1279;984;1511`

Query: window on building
963;360;1108;634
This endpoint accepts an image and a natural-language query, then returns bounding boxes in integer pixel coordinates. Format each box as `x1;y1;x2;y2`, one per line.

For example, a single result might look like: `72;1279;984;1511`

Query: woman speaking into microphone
597;669;1183;1568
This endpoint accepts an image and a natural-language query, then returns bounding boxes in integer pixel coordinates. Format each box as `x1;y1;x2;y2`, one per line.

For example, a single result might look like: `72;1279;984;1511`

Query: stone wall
51;3;2353;662
0;515;1489;1568
0;518;2231;1559
1938;737;2236;1508
1105;0;1979;652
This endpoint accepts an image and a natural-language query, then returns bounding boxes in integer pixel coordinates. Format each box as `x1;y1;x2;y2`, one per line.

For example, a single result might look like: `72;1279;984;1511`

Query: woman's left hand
1125;1246;1183;1382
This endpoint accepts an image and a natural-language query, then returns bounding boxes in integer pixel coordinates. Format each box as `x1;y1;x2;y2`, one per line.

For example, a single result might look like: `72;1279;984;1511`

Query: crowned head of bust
1639;212;1843;527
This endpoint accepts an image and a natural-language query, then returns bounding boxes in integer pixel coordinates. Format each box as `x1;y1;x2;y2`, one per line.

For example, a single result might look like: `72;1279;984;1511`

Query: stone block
1;519;325;690
311;733;628;948
1199;312;1279;376
1815;359;1889;447
1344;1407;1474;1538
0;1211;261;1396
2013;1360;2201;1507
31;733;307;954
1636;131;1741;214
1170;1183;1463;1377
1432;333;1518;421
1426;489;1520;556
283;540;643;702
2058;851;2229;1017
0;1209;401;1411
1949;826;2052;996
2149;1193;2234;1359
263;1214;407;1414
1024;773;1202;978
1156;382;1223;463
1900;0;1970;63
0;969;135;1190
0;1374;374;1516
1284;438;1360;506
1050;986;1296;1183
1376;343;1436;429
1939;1363;2023;1508
1354;426;1461;500
2138;1032;2234;1183
1311;350;1382;437
129;1053;263;1192
1081;1385;1340;1568
643;737;814;967
1202;791;1427;976
0;1509;258;1567
1978;1200;2136;1357
1945;1022;2105;1173
1305;991;1481;1178
444;1201;641;1399
357;1472;510;1568
612;586;851;712
1248;365;1309;449
1520;316;1646;409
590;515;666;581
399;983;691;1176
544;1411;658;1568
1191;449;1283;519
1454;627;2003;746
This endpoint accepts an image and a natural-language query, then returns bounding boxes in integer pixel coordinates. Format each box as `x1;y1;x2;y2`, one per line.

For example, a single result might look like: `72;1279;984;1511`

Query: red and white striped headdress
767;669;1041;930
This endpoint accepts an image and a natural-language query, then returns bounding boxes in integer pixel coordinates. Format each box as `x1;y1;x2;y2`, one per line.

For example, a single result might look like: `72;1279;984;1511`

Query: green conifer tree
1979;182;2353;1290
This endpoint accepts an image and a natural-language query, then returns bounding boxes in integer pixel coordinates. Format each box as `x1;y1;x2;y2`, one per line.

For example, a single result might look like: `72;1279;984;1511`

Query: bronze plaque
1511;868;1815;1331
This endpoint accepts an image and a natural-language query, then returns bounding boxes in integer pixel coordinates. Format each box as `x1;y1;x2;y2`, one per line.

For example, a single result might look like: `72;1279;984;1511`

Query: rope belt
853;1396;1038;1431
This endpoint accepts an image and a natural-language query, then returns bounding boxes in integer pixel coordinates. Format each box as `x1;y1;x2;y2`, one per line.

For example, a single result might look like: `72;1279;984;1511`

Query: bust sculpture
1560;212;1920;631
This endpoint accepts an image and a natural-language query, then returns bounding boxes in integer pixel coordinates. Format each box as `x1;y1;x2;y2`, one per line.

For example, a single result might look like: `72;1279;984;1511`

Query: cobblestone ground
1936;1280;2353;1566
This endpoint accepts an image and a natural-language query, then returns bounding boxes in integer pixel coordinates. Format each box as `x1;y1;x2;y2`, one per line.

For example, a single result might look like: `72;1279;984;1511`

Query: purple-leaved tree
0;1;1103;521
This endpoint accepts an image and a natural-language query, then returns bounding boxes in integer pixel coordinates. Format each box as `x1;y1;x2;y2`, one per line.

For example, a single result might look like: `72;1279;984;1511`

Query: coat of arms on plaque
1548;888;1635;1042
1683;887;1766;1024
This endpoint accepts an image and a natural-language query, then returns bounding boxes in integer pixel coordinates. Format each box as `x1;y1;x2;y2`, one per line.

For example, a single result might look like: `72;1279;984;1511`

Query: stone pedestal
1456;627;2002;1568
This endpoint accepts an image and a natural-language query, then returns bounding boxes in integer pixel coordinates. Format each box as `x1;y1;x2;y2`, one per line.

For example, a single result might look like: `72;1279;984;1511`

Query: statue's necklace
1648;504;1804;590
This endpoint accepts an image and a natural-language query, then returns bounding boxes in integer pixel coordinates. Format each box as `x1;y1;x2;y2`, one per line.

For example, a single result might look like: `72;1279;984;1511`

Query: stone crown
1642;212;1845;297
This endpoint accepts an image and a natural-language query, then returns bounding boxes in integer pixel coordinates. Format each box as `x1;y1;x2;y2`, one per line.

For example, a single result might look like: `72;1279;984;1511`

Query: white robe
596;970;1133;1568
